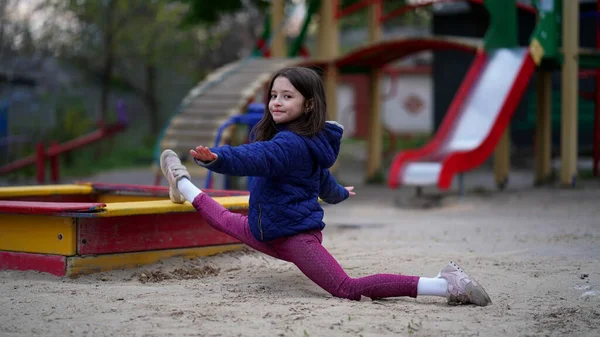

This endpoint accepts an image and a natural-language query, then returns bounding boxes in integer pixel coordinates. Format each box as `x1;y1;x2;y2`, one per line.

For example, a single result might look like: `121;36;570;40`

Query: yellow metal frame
96;194;165;203
0;184;93;198
0;214;76;255
91;195;249;217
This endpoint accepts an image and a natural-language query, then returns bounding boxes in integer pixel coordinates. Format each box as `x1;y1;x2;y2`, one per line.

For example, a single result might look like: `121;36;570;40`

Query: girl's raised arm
193;133;299;177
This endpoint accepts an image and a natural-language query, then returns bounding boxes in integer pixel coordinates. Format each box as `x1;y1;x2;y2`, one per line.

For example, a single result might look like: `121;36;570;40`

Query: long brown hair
251;66;327;142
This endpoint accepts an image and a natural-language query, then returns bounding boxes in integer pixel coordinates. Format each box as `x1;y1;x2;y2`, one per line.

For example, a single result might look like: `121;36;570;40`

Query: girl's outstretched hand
190;145;218;162
345;186;356;196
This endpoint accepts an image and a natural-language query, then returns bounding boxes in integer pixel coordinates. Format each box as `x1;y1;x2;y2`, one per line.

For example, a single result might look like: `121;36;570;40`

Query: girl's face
268;76;305;124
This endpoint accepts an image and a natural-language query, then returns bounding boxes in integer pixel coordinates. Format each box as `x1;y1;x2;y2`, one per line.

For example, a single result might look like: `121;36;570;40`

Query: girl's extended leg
160;149;279;259
272;231;492;305
189;192;279;259
271;231;420;301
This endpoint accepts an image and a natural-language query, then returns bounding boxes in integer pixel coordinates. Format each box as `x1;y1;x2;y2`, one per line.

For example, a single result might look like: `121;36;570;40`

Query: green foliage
58;136;155;178
366;168;386;185
174;0;268;27
580;169;599;180
2;129;153;183
338;0;430;30
48;97;94;143
55;0;200;70
47;0;207;134
382;132;429;153
173;0;415;29
116;0;197;66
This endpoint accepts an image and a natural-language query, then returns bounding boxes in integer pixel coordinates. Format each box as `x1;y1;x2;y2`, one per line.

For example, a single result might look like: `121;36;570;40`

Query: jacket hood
302;121;344;169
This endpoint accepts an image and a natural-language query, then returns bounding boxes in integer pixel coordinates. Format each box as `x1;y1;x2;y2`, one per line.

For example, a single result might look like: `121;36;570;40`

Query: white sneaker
438;261;492;306
160;149;191;204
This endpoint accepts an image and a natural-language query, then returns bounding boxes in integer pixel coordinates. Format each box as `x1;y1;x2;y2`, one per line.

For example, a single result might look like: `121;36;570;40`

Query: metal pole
560;0;580;186
594;0;600;176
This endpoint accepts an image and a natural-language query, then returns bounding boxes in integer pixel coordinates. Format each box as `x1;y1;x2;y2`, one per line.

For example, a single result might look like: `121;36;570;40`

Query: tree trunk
100;56;113;122
145;63;159;135
97;0;117;158
0;1;5;53
100;0;116;122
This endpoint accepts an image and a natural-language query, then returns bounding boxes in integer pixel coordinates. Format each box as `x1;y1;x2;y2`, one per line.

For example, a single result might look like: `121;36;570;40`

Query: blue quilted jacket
196;121;349;242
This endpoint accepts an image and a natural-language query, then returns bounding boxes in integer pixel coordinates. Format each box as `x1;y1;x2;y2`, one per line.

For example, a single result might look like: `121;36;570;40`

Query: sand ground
1;156;600;336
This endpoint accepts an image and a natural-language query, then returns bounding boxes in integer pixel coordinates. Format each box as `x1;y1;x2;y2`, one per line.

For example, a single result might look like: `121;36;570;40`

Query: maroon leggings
192;193;419;301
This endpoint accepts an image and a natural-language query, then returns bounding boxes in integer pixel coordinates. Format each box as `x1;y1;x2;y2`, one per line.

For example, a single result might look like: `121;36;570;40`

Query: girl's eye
284;95;291;99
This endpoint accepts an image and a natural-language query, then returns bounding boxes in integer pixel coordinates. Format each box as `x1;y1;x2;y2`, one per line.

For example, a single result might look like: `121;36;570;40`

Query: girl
160;66;491;306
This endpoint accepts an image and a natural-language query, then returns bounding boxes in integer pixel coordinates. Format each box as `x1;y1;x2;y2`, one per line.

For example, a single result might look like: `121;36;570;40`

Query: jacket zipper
258;204;264;241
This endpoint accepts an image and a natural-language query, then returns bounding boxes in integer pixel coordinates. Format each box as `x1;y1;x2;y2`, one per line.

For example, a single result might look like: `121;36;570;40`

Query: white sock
176;178;202;202
417;277;448;297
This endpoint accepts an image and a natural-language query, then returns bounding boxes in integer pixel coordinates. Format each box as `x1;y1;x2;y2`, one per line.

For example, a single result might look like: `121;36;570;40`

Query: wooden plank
0;214;77;255
212;196;250;211
95;200;193;217
1;195;96;203
0;201;106;215
0;184;92;198
83;182;169;195
90;196;249;217
77;211;243;254
84;182;248;202
96;195;166;203
96;193;249;204
67;244;245;278
0;251;66;276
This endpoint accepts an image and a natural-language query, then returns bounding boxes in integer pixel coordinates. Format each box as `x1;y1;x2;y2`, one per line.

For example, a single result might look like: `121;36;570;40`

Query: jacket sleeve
194;133;298;177
318;169;349;204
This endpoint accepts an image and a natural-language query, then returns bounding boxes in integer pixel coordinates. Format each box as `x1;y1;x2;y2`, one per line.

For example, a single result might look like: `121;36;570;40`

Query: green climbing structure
482;0;519;51
288;0;320;57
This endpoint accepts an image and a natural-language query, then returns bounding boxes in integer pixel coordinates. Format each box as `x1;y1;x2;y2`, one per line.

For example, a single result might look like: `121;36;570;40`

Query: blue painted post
0;101;8;160
116;99;128;126
205;103;265;190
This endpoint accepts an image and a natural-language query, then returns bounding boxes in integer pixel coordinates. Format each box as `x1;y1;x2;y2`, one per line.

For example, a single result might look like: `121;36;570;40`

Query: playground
0;174;599;337
1;0;600;336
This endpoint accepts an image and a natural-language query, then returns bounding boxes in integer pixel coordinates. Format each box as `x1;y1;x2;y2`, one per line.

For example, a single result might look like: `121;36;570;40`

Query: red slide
388;47;536;190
